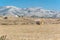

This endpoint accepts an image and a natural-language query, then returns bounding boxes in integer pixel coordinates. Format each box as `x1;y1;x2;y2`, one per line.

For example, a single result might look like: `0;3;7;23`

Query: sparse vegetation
1;23;8;25
0;17;60;25
0;35;7;40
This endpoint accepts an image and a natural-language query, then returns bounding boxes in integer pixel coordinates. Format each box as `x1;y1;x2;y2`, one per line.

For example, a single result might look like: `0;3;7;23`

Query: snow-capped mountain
0;6;59;18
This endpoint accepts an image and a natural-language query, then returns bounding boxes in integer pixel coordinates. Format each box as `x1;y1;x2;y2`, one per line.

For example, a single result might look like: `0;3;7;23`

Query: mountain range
0;6;59;18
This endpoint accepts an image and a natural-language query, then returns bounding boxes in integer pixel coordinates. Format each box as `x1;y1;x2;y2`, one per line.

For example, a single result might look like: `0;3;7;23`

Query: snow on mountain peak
5;6;17;8
5;6;15;8
0;6;59;18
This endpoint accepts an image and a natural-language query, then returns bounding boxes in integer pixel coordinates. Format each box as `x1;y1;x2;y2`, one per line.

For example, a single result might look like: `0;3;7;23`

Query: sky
0;0;59;10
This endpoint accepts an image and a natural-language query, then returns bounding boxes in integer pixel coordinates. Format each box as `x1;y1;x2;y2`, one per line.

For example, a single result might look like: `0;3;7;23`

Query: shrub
4;17;8;19
0;35;7;40
36;21;40;25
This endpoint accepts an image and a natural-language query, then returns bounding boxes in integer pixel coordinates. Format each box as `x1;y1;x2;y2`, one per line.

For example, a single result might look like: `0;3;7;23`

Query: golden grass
0;24;60;40
0;17;60;40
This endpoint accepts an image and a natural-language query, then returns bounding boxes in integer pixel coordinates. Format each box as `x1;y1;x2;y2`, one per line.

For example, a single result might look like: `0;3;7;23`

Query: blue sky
0;0;59;10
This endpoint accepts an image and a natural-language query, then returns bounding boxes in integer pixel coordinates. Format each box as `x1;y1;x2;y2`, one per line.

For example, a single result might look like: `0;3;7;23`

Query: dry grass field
0;17;60;40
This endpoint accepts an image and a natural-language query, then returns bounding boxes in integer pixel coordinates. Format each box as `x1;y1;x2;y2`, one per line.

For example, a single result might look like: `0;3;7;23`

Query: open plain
0;17;60;40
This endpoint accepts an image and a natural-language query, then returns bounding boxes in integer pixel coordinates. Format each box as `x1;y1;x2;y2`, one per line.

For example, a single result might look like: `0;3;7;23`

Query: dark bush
4;17;8;19
36;21;40;25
